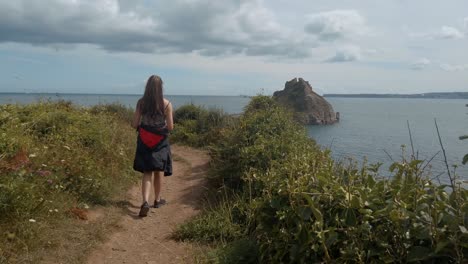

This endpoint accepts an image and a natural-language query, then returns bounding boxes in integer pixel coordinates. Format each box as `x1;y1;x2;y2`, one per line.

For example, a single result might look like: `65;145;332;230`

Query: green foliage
173;103;205;121
173;193;249;243
171;104;234;148
89;102;134;125
254;155;468;263
208;95;317;189
205;239;259;264
174;96;468;263
242;95;279;113
0;102;137;262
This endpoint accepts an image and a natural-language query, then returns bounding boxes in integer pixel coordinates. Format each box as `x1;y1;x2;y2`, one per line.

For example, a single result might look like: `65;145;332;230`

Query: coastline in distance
324;92;468;99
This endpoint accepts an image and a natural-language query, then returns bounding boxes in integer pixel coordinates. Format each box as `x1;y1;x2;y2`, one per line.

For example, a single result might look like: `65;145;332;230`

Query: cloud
325;46;362;63
411;58;431;70
304;10;368;41
0;0;311;58
464;17;468;30
436;26;464;39
440;63;468;71
410;26;464;40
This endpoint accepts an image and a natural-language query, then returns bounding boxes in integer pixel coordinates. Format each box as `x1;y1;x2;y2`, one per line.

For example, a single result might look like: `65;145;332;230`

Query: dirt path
86;145;210;264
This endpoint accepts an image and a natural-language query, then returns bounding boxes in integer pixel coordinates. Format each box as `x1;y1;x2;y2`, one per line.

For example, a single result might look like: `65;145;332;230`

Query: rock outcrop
273;78;339;125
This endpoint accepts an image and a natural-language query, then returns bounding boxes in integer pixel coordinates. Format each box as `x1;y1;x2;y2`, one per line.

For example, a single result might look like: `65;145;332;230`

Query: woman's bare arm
165;102;174;131
131;101;142;129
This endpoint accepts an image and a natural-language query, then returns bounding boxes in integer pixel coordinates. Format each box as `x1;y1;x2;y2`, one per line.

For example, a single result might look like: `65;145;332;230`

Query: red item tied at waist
139;127;165;148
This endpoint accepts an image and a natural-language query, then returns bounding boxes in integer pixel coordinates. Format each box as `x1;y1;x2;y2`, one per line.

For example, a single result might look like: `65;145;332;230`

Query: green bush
173;200;246;243
89;102;134;125
206;239;259;264
173;103;206;122
209;96;317;190
0;102;137;262
174;96;468;263
171;104;234;148
253;153;468;263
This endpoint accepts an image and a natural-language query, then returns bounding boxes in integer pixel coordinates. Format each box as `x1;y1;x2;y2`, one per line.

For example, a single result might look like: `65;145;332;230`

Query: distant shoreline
324;92;468;99
2;92;467;99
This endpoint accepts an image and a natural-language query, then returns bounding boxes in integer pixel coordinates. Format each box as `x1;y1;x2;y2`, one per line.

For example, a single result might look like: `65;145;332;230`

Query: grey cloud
0;1;158;49
304;10;367;41
325;46;361;63
0;0;311;58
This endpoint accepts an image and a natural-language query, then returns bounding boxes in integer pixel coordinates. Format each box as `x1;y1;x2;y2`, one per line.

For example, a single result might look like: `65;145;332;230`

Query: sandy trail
86;145;209;264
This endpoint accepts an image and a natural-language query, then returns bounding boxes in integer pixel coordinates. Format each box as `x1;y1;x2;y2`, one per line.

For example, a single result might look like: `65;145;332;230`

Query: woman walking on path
132;75;174;217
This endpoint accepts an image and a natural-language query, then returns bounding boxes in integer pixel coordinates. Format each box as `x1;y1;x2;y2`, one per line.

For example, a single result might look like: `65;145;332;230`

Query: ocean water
0;93;251;114
1;93;467;183
308;98;468;184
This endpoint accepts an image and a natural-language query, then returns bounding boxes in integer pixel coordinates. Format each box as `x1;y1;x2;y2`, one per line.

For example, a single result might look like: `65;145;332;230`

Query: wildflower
29;153;37;158
61;159;65;163
47;179;53;184
41;164;47;167
29;219;36;223
54;209;59;212
63;145;71;150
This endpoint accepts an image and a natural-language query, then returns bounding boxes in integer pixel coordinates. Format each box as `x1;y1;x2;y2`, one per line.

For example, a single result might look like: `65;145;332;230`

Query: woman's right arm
131;101;142;129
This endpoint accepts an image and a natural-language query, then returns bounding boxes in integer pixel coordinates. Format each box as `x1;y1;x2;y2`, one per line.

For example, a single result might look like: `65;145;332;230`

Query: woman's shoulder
163;98;171;106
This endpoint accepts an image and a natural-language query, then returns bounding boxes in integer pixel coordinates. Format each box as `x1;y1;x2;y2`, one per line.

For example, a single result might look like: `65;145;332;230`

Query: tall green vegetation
0;101;137;263
173;96;468;263
170;104;234;148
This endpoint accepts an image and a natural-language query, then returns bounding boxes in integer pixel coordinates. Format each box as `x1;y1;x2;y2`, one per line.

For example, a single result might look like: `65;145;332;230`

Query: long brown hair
139;75;165;117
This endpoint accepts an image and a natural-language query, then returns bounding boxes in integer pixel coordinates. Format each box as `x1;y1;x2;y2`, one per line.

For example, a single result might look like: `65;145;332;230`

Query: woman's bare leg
142;171;153;203
153;171;163;202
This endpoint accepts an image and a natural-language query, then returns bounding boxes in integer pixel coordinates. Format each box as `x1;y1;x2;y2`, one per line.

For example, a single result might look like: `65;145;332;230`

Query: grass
0;101;138;263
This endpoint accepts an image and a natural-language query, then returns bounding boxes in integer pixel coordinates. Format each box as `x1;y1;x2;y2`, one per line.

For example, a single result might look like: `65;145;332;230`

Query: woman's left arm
131;101;142;129
165;102;174;131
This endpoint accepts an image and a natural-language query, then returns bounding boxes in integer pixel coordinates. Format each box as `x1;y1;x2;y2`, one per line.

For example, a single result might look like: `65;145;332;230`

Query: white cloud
410;26;465;39
304;10;368;41
436;26;464;39
411;58;431;70
325;46;362;63
440;63;468;71
464;17;468;30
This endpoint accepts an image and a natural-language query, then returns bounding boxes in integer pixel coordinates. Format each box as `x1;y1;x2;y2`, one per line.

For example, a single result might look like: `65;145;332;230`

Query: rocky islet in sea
273;77;339;125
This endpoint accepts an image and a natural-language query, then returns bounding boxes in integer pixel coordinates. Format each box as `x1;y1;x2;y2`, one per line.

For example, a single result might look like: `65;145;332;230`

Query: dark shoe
153;199;167;208
139;202;150;217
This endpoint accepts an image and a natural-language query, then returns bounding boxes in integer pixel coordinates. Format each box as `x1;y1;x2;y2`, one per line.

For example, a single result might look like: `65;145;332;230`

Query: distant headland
324;92;468;99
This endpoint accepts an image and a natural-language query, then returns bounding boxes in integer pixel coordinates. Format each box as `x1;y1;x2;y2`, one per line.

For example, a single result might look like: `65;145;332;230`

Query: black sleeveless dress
133;104;172;176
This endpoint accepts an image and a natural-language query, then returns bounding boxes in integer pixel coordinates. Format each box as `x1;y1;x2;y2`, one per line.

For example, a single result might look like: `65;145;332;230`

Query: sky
0;0;467;96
